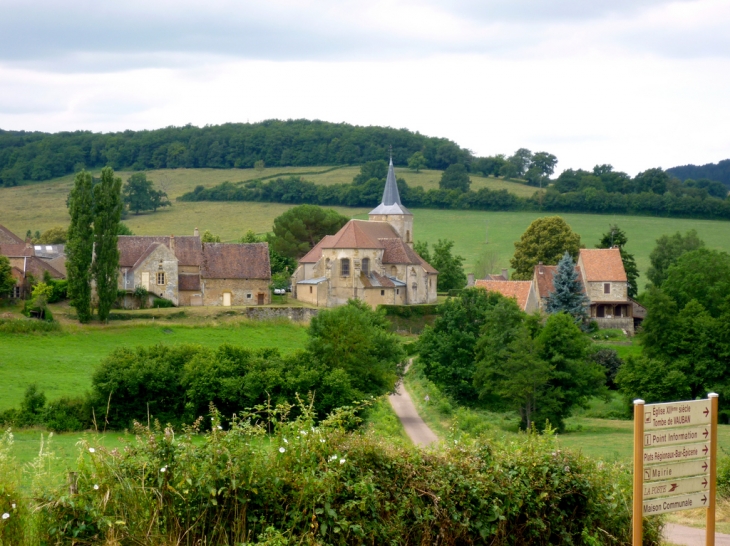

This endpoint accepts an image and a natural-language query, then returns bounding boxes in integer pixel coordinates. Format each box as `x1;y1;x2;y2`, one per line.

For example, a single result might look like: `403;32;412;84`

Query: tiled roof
47;256;67;277
0;225;23;245
25;256;64;279
380;238;421;265
131;242;174;270
201;242;271;279
579;248;627;282
118;236;202;267
178;274;201;291
534;264;584;298
360;271;402;288
321;220;397;249
474;280;533;311
0;243;34;257
300;235;334;263
485;274;508;281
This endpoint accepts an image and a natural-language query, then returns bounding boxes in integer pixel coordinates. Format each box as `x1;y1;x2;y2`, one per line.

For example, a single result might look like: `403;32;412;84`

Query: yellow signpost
633;393;718;546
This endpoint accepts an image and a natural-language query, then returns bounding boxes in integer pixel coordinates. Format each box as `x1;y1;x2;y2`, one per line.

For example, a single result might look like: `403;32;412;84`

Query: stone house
577;248;634;332
533;262;585;310
291;158;438;308
473;279;540;313
117;232;271;308
0;225;65;298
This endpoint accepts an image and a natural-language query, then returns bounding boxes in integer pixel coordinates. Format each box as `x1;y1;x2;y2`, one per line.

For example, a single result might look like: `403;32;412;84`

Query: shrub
588;347;624;390
151;297;175;308
43;397;91;432
0;319;60;334
14;403;662;545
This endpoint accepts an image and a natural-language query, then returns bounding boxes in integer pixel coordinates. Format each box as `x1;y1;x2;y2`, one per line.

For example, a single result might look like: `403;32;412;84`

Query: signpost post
633;393;718;546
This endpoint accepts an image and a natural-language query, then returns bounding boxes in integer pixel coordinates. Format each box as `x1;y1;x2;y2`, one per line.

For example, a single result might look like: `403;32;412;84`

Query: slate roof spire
369;153;411;215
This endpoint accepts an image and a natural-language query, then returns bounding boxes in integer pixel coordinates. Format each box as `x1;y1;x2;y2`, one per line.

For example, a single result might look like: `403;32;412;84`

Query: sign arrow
703;461;709;471
669;483;678;492
702;495;708;505
703;445;709;455
702;478;708;488
704;407;710;417
703;428;709;438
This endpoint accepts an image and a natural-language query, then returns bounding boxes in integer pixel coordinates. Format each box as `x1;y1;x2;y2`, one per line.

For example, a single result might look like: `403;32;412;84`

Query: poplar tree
92;167;123;322
545;251;589;324
66;170;94;322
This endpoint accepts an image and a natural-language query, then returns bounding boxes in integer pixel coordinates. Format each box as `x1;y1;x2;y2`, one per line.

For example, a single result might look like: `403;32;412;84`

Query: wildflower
217;425;223;430
300;430;307;436
319;439;325;443
93;485;99;490
11;504;16;509
564;466;570;472
279;447;286;453
283;438;288;444
88;447;95;453
160;467;167;473
1;513;9;520
329;455;338;461
339;458;346;465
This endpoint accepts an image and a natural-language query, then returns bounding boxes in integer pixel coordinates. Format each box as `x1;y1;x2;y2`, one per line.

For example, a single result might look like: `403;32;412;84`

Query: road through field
389;360;438;447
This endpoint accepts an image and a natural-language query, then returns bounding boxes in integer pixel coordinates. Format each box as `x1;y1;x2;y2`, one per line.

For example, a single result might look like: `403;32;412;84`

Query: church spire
381;155;402;206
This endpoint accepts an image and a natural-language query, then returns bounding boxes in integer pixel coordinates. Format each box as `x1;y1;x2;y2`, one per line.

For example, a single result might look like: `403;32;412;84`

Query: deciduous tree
123;173;170;215
0;255;15;298
430;239;466;291
92;167;123;322
270;205;349;259
438;163;471;192
510;216;581;280
407;151;427;173
646;230;705;288
66;170;94;323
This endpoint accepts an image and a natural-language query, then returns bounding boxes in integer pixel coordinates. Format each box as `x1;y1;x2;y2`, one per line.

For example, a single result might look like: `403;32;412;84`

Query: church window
406;230;410;242
390;265;397;276
309;286;313;294
396;289;399;295
341;259;350;276
157;272;166;285
362;257;370;274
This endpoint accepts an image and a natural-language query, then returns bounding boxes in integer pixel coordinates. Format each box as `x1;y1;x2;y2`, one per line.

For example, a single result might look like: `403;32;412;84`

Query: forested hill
667;159;730;189
0;120;472;187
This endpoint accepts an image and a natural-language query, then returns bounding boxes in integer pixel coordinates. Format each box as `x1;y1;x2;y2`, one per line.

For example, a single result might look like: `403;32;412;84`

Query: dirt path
388;361;438;447
664;523;730;545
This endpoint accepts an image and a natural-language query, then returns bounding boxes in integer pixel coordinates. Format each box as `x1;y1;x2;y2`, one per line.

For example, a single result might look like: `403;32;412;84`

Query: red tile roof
300;235;334;263
201;243;271;279
0;243;34;257
534;264;584;299
321;220;397;249
0;225;23;245
579;248;627;282
118;236;202;267
474;280;533;311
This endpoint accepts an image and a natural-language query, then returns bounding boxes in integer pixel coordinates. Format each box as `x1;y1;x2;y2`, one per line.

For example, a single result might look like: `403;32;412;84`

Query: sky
1;0;729;175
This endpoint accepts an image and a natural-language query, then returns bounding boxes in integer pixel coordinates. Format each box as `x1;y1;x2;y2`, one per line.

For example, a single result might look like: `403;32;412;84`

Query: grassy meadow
2;166;729;280
0;304;309;412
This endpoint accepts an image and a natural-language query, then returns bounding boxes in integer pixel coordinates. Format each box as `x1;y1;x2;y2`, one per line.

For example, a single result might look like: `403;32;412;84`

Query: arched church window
390;265;397;277
362;257;370;275
341;258;350;276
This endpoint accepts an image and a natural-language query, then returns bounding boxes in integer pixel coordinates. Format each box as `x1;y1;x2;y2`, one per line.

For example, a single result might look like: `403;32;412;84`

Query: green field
0;309;308;412
2;167;728;281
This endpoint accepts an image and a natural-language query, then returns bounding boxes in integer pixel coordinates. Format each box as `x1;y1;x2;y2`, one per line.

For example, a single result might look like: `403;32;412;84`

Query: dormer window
341;258;350;277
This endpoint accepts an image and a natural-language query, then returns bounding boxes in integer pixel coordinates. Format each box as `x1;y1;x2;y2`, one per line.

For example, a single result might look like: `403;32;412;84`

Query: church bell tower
368;155;414;247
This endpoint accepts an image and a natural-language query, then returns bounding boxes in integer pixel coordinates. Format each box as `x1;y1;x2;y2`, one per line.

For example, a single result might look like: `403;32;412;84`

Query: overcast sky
1;0;729;174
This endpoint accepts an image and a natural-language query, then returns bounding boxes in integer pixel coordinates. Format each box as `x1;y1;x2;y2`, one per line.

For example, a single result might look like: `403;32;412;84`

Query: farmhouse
0;224;65;299
474;279;539;313
291;158;438;307
576;248;634;332
117;230;271;307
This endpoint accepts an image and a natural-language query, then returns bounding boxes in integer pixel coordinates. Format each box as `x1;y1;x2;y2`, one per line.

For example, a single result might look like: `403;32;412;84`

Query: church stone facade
292;159;438;308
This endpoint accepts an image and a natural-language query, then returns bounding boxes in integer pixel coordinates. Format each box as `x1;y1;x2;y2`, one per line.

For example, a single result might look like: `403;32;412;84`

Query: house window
597;305;605;318
341;258;350;276
380;289;385;296
396;289;399;295
157;272;166;285
362;257;370;275
603;283;611;294
246;293;252;299
12;285;21;298
309;286;313;294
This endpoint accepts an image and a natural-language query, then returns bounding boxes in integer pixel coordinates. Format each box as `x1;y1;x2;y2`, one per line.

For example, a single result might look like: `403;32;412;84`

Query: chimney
502;268;508;280
467;273;475;287
170;235;175;253
194;227;199;237
538;262;543;275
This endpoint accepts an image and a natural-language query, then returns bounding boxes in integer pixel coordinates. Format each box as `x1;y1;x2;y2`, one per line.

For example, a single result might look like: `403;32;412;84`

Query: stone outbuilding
116;232;271;308
577;248;634;332
474;279;540;313
291;158;438;308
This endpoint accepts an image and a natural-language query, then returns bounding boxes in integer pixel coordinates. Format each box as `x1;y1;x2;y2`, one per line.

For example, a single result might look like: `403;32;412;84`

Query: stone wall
202;278;271;306
585;280;628;302
594;317;634;334
241;307;319;322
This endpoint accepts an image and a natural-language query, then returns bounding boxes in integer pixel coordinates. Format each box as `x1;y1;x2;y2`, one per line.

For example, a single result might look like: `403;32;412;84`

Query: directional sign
644;442;709;465
644;400;711;431
643;476;710;499
644;459;709;482
643;426;710;448
642;491;709;516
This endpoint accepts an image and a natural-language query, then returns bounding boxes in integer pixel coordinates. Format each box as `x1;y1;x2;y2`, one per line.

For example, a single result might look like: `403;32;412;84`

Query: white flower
88;448;95;453
339;458;346;465
564;466;570;472
160;467;167;473
279;447;286;453
329;455;338;461
217;425;223;430
300;430;307;436
283;438;288;444
319;439;325;443
93;485;99;490
11;504;16;509
1;513;9;520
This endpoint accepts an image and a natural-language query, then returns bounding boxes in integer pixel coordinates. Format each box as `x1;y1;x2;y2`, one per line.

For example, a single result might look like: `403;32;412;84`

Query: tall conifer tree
545;251;589;323
92;167;123;322
66;170;94;322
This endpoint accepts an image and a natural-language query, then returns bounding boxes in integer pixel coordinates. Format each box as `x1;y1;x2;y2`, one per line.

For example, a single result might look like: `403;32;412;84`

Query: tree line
0;120;472;186
667;159;730;190
180;160;730;221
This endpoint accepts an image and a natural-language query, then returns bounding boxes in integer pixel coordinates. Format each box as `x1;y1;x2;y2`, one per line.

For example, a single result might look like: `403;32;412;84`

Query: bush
151;297;175;308
0;318;60;334
43;397;91;432
9;403;661;545
379;304;441;318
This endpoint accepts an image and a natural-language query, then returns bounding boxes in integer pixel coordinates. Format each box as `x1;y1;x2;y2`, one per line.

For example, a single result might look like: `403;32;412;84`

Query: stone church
291;158;438;307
